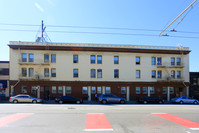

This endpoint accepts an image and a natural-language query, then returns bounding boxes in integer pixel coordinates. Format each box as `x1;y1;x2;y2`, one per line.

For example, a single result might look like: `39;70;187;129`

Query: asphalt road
0;103;199;133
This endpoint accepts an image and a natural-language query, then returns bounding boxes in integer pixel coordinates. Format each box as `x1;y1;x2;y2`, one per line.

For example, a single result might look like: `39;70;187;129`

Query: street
0;104;199;133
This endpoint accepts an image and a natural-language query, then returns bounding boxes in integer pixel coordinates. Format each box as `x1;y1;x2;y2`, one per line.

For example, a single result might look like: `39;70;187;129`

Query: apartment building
9;41;190;101
190;72;199;100
0;61;9;98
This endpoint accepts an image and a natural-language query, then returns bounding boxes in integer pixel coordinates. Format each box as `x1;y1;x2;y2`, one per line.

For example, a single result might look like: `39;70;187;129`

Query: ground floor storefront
9;81;189;101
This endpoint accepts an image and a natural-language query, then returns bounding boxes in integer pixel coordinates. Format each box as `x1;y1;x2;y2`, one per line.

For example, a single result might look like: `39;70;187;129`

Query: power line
0;28;198;39
0;23;199;35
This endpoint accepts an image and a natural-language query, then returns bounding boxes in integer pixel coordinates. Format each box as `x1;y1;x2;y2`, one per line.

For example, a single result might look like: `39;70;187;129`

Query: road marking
85;113;113;131
0;113;34;128
153;113;199;130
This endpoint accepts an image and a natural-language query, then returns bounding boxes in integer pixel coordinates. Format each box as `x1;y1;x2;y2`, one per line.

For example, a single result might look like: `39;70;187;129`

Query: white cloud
35;2;44;13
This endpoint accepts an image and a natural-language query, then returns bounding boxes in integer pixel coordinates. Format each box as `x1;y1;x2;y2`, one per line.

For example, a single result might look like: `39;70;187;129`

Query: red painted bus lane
85;113;113;131
153;113;199;130
0;113;34;128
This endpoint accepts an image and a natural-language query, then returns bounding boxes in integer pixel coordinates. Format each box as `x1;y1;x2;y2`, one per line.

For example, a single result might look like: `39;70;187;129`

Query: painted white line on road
152;113;167;114
87;113;104;114
190;128;199;130
84;129;113;131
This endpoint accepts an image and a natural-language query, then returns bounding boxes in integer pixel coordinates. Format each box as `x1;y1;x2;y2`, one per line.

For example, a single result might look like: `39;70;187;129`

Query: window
91;55;95;64
73;55;78;63
121;87;126;94
171;57;175;66
162;87;167;94
97;87;102;94
151;57;156;65
58;86;63;94
66;86;71;94
142;87;147;94
51;54;56;63
29;68;34;77
152;70;156;78
114;56;119;64
52;86;56;94
136;87;140;94
97;69;102;78
136;57;140;65
44;54;49;63
22;54;27;62
150;87;155;94
170;87;174;94
73;69;78;78
157;57;162;65
82;87;88;94
29;54;34;62
136;70;140;79
31;86;37;94
0;68;9;75
157;70;162;79
91;87;96;94
51;68;56;77
105;87;111;94
22;68;27;77
171;70;175;78
114;69;119;78
44;68;49;77
176;58;181;66
91;69;96;78
177;71;181;79
97;55;102;64
21;86;27;93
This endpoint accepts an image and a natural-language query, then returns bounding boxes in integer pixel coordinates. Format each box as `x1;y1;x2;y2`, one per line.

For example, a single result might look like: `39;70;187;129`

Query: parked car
9;94;43;103
98;94;126;104
55;96;83;104
171;96;199;104
138;96;164;104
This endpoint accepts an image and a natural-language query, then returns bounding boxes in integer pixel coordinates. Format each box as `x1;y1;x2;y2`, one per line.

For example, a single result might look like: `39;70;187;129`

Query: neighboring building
190;72;199;100
0;61;9;98
9;41;190;101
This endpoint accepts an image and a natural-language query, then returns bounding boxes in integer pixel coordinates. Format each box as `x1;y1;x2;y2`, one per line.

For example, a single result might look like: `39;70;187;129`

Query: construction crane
159;0;198;36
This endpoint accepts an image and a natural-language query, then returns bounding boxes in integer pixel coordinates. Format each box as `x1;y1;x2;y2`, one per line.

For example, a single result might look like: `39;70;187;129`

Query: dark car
138;96;164;104
98;94;126;104
55;96;83;104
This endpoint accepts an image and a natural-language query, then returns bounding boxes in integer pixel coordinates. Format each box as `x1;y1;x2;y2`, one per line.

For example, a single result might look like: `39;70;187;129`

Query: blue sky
0;0;198;71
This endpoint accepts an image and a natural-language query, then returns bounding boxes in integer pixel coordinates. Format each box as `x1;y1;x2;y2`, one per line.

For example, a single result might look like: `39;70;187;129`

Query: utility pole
159;0;197;36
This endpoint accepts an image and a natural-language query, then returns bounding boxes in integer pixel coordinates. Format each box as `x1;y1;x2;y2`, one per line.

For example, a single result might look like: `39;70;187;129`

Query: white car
171;96;198;104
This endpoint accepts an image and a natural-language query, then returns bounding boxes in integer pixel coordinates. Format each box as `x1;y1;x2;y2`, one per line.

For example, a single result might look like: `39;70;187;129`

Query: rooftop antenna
35;20;51;43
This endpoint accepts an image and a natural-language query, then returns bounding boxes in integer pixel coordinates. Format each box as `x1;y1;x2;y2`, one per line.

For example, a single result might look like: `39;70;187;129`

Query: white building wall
9;48;190;82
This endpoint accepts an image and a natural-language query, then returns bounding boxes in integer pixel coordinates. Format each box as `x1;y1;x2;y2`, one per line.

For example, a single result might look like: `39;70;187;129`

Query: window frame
105;87;111;94
157;57;162;65
51;68;56;77
44;54;49;63
66;86;72;94
29;54;34;62
136;70;140;79
97;69;102;78
171;70;175;79
82;87;88;94
114;56;119;64
142;87;147;94
90;55;96;64
152;70;156;79
121;87;126;94
44;68;49;77
29;68;34;77
114;69;119;78
171;57;175;66
136;87;141;94
51;54;56;63
22;53;27;62
21;86;27;93
162;87;167;94
22;68;27;77
73;69;78;78
58;86;63;94
157;70;162;79
97;55;102;64
73;55;78;63
136;56;140;65
52;86;57;94
151;57;156;65
91;69;96;78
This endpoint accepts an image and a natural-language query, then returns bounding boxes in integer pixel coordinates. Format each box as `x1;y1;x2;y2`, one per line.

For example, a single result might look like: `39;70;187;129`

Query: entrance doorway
44;86;50;100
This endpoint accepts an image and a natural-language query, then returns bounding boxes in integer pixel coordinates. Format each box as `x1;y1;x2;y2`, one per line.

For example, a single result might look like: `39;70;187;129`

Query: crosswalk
0;113;199;131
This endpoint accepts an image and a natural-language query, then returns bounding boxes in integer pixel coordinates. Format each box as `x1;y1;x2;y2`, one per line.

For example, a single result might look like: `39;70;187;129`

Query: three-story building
9;41;190;101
